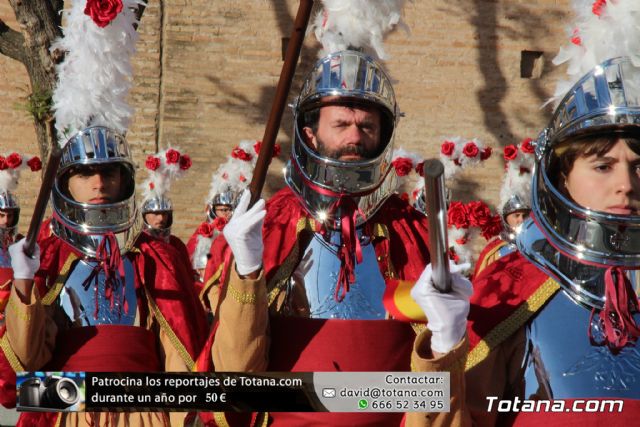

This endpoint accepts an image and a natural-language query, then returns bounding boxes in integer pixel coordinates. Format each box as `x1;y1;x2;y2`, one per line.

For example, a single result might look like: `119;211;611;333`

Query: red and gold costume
200;188;468;427
472;237;510;279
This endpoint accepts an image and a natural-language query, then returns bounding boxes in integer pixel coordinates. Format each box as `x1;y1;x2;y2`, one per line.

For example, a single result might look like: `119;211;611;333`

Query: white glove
223;190;266;276
9;239;41;280
410;262;472;354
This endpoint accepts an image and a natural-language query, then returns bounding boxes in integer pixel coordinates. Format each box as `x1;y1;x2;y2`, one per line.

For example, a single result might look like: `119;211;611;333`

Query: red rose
273;143;281;158
520;138;535;154
415;161;425;177
481;214;504;240
145;156;161;171
212;217;228;231
253;141;281;158
448;247;460;264
179;154;192;170
592;0;607;17
503;144;518;161
480;146;492;161
400;192;409;202
462;142;479;158
447;201;470;229
392;157;413;177
27;156;42;172
239;174;247;182
222;172;229;180
84;0;123;28
197;222;214;238
231;147;253;162
0;156;6;170
441;141;456;156
6;153;22;169
165;149;180;164
467;200;492;227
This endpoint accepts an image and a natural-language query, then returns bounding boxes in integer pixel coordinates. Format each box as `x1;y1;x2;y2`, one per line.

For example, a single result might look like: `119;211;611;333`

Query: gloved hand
410;262;472;354
223;190;266;276
9;239;40;280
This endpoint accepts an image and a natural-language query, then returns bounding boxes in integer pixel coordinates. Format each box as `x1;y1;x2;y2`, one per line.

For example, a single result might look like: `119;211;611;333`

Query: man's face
144;212;170;229
505;209;530;228
66;164;123;204
0;210;15;228
303;105;382;161
214;205;233;221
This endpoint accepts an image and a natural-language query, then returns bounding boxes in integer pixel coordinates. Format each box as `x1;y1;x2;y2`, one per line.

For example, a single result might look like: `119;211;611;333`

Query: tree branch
0;19;26;63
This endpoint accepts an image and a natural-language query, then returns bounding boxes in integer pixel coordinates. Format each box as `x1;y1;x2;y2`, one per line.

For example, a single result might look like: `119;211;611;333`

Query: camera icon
19;375;81;410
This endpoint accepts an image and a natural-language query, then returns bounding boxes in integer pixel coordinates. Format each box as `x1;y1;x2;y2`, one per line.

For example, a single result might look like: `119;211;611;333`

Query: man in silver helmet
203;51;471;426
2;127;207;426
466;56;640;425
0;192;19;293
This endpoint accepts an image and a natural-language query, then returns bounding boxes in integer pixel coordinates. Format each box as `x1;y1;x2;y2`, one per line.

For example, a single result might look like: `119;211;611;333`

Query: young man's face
144;212;171;229
0;210;15;228
303;105;382;161
564;138;640;215
66;164;123;204
505;209;530;228
214;204;233;221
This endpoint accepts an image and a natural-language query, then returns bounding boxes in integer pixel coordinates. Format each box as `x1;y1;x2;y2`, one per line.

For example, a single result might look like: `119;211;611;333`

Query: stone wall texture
0;0;573;251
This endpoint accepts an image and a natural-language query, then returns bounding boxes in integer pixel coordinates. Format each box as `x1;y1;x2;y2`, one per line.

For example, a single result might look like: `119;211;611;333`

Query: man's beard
316;136;377;161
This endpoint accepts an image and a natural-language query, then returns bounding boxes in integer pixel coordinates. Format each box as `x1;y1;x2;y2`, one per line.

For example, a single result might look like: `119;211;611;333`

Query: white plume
312;0;408;60
141;147;190;202
52;0;143;143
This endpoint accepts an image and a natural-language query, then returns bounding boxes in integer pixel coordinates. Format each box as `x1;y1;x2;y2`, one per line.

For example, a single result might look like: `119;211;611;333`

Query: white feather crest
141;147;190;202
438;136;492;180
192;234;214;270
0;153;41;193
312;0;408;60
52;0;143;144
499;140;535;210
550;0;640;105
207;140;258;202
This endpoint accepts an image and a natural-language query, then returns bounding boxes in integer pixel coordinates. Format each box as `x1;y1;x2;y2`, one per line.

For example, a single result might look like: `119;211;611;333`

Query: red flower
400;192;409;202
231;146;253;162
447;201;469;229
462;142;479;158
503;144;518;161
0;156;6;170
273;143;281;158
239;174;247;182
592;0;607;17
467;200;492;227
222;172;229;180
415;161;425;177
84;0;123;28
27;156;42;172
179;154;192;170
480;147;492;161
392;157;413;177
448;247;460;264
197;222;214;238
145;156;161;171
571;35;582;46
480;215;504;240
212;217;228;231
441;140;456;156
6;153;22;169
165;149;180;164
253;141;281;158
520;138;535;154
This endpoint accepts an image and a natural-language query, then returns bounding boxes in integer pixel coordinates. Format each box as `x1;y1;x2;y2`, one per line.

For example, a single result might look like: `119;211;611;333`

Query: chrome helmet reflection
141;195;172;241
0;191;19;249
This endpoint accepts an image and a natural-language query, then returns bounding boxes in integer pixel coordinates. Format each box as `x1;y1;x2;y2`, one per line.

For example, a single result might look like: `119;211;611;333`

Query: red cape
204;187;431;292
186;222;208;260
467;251;559;370
472;237;508;280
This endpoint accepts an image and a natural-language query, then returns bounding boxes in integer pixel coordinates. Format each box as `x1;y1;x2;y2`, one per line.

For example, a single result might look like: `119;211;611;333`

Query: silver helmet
500;194;531;243
51;126;137;258
206;191;239;221
285;50;399;228
141;195;173;241
0;191;19;248
518;57;640;308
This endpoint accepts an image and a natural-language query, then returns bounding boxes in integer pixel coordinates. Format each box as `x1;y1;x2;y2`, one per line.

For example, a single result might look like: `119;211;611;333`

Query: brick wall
0;0;572;248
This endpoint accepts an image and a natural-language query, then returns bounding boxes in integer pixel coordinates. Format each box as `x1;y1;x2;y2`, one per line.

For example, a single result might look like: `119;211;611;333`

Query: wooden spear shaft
249;0;314;206
23;119;61;257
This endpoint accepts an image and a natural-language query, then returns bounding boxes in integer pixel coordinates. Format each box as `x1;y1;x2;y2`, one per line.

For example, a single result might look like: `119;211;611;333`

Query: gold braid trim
213;412;230;427
6;297;30;322
42;253;79;306
465;278;560;371
371;222;398;279
0;332;24;371
143;286;195;371
227;282;257;305
475;240;507;277
266;217;316;307
257;412;269;427
0;279;10;290
201;262;225;302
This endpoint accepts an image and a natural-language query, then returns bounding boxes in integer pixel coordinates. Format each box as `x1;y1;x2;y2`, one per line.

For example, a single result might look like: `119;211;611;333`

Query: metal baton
423;159;451;293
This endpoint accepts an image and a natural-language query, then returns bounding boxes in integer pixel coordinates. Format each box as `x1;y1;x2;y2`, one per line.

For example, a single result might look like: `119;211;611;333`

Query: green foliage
13;88;52;121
